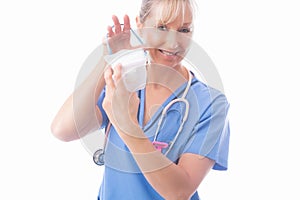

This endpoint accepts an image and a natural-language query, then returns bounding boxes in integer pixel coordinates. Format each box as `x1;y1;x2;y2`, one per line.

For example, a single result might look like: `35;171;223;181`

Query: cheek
140;29;193;62
177;33;193;48
142;29;168;48
143;30;192;50
147;49;156;61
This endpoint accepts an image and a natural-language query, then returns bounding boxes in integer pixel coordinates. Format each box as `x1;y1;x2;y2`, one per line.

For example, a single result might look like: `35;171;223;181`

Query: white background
1;0;299;199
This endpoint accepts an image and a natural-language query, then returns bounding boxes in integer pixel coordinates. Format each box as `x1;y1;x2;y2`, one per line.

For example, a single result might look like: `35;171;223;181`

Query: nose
165;30;179;49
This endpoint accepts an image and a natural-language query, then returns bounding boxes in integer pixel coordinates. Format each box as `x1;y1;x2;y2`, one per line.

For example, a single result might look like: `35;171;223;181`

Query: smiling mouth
159;49;178;56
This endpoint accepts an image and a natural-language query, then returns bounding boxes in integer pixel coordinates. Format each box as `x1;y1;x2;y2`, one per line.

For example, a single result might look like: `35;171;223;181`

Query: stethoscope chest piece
93;148;105;166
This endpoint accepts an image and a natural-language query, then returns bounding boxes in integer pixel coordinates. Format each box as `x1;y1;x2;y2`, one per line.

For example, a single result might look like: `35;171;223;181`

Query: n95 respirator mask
104;49;148;92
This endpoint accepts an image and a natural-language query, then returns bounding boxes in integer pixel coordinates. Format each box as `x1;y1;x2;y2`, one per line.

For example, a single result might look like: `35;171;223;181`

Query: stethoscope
93;72;192;166
93;25;192;166
151;71;191;155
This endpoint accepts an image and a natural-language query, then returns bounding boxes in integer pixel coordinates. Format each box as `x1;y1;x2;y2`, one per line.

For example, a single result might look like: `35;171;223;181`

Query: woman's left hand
105;15;133;54
102;64;141;135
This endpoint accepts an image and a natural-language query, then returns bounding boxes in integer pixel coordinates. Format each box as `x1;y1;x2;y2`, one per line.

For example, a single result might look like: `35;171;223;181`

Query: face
137;3;193;68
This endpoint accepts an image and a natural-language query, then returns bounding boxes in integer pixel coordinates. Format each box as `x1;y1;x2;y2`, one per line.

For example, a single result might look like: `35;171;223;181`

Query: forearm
117;127;197;200
51;45;108;141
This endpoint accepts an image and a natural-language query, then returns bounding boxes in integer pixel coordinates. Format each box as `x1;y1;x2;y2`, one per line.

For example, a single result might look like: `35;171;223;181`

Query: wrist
116;121;146;140
101;36;110;56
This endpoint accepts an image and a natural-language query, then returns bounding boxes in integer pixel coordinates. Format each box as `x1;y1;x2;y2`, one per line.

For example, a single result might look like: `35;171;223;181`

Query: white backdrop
1;0;299;199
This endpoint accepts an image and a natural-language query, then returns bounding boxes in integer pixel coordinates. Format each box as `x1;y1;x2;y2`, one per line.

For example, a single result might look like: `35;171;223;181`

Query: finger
113;64;128;92
104;67;115;90
112;15;121;34
123;14;131;31
130;92;140;104
107;25;114;37
113;64;122;82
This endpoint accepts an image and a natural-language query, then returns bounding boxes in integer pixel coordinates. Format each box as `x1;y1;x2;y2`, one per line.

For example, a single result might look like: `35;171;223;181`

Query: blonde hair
139;0;197;25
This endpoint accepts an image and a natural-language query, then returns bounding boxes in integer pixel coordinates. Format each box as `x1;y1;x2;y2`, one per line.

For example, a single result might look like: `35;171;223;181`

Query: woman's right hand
104;15;132;54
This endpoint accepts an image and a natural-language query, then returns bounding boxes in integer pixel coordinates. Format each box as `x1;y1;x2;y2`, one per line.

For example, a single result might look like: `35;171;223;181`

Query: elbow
51;120;77;142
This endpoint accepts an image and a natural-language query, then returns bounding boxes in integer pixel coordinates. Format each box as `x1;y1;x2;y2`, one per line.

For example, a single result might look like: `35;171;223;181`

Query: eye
178;27;191;33
157;25;168;31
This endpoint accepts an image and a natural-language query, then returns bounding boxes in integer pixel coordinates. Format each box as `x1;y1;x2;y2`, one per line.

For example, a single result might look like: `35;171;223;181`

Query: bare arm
51;45;108;142
117;128;214;200
51;14;136;142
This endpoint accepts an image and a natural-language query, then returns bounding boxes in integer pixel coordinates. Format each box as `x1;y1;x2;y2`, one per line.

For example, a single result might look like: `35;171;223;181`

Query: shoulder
189;77;229;109
184;77;230;125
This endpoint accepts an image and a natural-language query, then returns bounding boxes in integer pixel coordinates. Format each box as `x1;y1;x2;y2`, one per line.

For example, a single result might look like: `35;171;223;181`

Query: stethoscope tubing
94;72;192;165
153;72;192;155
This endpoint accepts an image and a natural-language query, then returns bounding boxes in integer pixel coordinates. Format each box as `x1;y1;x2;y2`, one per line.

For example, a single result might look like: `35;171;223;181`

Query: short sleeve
182;91;230;170
97;87;109;129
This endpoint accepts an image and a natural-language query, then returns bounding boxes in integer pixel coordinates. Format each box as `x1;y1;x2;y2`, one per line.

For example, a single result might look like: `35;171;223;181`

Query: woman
51;0;230;199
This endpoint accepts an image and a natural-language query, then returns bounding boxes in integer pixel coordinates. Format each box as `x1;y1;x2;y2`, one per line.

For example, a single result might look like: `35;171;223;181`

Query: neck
146;63;189;91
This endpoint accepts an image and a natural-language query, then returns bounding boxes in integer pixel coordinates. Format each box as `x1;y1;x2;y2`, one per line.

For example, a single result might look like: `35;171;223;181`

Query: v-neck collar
138;77;197;132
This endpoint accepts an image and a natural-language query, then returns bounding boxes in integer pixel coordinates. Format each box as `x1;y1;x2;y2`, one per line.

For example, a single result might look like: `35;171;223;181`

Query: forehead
147;0;193;25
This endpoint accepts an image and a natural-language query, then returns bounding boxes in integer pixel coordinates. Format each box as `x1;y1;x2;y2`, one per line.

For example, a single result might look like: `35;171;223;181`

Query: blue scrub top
97;76;230;200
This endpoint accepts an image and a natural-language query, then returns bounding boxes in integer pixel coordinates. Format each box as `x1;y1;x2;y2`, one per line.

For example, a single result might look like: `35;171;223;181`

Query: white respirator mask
104;26;148;92
105;48;148;92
